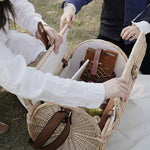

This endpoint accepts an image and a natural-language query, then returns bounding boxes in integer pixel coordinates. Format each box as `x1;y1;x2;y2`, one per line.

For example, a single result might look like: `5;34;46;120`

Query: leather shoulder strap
29;108;72;150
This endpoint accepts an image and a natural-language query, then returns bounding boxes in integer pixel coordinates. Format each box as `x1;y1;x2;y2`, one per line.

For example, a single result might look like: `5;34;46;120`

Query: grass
0;0;102;149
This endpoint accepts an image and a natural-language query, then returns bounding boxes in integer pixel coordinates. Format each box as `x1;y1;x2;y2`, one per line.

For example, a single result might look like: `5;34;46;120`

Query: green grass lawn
0;0;102;149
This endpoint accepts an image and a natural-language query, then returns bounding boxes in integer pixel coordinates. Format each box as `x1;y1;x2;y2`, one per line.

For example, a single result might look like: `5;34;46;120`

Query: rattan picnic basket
22;30;146;150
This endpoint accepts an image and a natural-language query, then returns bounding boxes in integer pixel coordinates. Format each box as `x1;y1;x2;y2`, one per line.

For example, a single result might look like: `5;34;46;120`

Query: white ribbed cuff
64;2;76;13
132;21;150;35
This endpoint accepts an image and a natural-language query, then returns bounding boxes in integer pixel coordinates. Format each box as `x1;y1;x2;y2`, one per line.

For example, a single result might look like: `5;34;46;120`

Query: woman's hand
103;77;129;102
121;24;140;41
60;4;75;30
43;25;62;54
36;25;62;54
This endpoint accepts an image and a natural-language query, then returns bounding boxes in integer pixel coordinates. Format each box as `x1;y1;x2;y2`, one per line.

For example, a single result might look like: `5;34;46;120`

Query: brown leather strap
29;108;72;150
98;98;114;130
40;117;71;150
91;49;102;75
38;22;49;50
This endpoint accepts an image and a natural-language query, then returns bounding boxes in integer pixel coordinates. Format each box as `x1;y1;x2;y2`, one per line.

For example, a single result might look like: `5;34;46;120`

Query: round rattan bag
26;39;128;150
27;102;102;150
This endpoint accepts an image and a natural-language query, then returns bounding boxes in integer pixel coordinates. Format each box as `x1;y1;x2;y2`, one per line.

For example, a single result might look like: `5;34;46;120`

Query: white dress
0;0;105;108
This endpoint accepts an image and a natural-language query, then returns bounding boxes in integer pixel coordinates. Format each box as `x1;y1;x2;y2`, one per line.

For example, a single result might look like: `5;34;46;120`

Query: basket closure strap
98;98;114;130
91;49;102;75
28;108;72;150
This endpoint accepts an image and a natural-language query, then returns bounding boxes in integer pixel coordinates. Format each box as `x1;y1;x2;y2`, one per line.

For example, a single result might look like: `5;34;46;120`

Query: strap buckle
61;107;72;124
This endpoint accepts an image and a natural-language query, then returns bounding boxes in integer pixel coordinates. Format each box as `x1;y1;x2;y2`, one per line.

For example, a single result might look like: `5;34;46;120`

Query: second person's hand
121;24;140;41
60;4;75;30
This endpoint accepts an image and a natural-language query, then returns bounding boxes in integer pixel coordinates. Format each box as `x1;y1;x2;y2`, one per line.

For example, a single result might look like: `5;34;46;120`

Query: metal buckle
131;65;138;80
61;107;72;124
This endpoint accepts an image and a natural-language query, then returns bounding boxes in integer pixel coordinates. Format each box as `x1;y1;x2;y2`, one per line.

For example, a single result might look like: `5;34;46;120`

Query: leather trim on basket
98;98;114;130
38;22;49;50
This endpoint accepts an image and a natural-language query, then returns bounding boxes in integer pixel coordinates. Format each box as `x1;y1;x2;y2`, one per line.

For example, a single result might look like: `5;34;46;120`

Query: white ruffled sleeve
10;0;47;36
0;42;105;108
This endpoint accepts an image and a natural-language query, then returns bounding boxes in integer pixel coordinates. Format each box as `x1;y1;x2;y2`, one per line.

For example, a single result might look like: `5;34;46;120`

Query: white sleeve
0;42;105;108
10;0;47;36
132;21;150;35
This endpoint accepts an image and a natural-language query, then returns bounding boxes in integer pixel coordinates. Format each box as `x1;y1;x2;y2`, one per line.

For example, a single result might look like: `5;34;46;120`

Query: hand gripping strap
28;108;72;150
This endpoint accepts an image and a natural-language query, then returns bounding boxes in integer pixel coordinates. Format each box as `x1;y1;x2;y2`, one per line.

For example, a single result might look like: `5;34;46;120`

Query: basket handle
118;32;147;116
28;108;72;150
91;49;102;75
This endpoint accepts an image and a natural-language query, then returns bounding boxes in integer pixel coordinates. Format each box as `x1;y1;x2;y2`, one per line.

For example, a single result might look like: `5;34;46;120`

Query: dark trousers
97;34;150;74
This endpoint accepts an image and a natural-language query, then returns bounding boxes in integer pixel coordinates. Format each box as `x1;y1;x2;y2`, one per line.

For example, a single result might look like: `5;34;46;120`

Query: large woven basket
24;32;146;150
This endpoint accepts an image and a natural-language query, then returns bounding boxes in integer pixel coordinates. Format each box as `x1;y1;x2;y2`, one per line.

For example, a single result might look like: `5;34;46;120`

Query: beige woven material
24;32;146;150
28;103;102;150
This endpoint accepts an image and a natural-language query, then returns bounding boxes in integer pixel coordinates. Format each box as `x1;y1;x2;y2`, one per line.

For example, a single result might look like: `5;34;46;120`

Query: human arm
10;0;62;53
0;42;128;108
0;42;104;108
60;0;92;29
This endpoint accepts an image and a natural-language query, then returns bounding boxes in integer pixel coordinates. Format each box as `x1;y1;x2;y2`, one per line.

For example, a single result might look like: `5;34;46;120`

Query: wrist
132;21;150;34
64;2;76;14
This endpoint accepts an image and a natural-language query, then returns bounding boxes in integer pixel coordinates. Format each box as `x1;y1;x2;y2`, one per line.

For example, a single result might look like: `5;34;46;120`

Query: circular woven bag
26;39;128;150
28;103;102;150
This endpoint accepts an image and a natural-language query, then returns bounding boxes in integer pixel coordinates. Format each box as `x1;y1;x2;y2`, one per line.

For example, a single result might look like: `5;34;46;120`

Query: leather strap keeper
98;98;114;130
91;49;102;75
